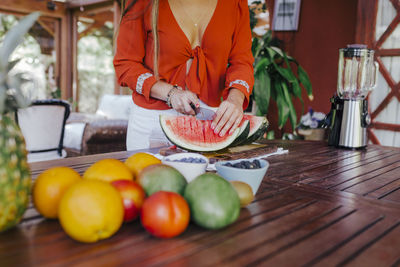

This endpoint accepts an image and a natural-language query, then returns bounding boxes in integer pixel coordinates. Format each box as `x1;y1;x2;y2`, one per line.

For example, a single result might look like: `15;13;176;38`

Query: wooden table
1;140;400;266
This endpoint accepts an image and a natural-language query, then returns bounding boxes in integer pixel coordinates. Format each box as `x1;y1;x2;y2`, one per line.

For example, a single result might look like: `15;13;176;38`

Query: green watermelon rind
230;120;250;147
245;117;269;144
159;115;240;152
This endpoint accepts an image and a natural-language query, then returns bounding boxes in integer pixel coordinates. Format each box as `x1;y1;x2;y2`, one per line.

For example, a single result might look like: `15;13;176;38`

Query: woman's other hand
169;87;200;115
212;89;244;137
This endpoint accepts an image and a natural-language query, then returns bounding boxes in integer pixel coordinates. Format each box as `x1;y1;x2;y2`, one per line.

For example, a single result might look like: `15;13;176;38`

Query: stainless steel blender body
338;99;370;148
328;45;377;149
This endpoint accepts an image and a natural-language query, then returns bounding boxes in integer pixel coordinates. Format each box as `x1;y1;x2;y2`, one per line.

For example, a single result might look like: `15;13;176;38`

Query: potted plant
249;3;313;134
297;108;327;141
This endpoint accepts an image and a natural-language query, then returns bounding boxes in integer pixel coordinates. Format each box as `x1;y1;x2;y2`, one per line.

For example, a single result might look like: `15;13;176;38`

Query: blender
327;44;378;149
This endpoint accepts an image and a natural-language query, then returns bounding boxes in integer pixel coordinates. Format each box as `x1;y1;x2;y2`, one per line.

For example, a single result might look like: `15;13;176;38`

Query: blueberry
243;161;251;169
224;162;233;167
254;160;261;168
233;163;242;168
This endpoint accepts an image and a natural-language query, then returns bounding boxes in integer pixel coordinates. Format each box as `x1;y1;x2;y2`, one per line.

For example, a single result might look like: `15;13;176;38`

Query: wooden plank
143;201;343;267
381;187;400;202
311;153;400;191
298;149;396;185
341;221;400;266
221;205;356;266
313;216;399;266
0;0;67;18
344;167;400;196
367;178;400;199
5;189;306;266
258;210;382;266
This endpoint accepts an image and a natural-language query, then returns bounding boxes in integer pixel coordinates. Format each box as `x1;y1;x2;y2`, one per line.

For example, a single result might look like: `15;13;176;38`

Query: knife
190;103;216;120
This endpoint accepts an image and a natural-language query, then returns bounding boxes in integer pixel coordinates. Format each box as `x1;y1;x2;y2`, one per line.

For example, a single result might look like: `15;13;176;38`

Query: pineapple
0;12;39;232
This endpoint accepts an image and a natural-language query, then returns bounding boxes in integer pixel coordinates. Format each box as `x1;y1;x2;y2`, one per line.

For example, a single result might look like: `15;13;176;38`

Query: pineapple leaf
0;85;6;114
0;12;40;71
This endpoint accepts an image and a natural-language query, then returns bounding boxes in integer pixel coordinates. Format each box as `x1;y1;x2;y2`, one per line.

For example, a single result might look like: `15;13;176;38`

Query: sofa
63;94;132;156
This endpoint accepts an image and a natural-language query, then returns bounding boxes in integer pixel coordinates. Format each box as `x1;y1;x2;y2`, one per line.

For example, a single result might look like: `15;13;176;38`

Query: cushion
96;94;132;120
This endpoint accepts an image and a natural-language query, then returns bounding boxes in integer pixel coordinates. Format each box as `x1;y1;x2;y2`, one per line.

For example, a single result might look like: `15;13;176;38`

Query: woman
114;0;254;150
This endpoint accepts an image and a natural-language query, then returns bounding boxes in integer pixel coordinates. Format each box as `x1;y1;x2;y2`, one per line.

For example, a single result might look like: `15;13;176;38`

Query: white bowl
162;153;209;183
215;159;269;195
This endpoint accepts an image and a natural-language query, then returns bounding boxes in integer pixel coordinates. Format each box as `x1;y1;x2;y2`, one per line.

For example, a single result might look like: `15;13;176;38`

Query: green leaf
0;12;40;70
270;46;284;57
251;37;259;56
254;69;270;115
275;82;289;129
254;57;271;73
298;65;313;100
281;82;297;131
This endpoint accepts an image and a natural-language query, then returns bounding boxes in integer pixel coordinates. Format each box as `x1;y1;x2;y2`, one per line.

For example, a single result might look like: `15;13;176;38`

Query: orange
58;180;124;243
125;152;161;179
33;166;81;219
83;158;133;183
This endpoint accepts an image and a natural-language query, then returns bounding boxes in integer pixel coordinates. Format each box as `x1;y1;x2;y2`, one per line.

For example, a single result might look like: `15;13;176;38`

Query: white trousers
126;101;217;151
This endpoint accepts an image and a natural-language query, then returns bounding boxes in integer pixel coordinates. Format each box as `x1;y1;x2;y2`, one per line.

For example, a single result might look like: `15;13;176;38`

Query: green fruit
184;173;240;229
138;164;187;196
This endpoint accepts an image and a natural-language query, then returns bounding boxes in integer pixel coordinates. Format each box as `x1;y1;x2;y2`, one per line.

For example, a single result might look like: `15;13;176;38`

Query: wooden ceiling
54;0;111;8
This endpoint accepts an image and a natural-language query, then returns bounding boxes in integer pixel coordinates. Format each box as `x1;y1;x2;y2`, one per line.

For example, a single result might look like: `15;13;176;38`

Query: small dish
215;159;269;195
162;152;209;183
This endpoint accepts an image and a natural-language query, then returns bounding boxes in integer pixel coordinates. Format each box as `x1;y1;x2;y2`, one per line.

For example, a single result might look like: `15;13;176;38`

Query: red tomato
141;191;190;238
111;180;146;222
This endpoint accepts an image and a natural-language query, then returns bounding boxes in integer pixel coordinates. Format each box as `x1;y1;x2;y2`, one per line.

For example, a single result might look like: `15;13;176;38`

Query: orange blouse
114;0;254;110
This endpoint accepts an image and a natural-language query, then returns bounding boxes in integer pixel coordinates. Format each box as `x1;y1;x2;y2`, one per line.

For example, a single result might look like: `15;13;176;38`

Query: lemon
125;152;161;179
33;167;81;219
58;180;124;243
83;158;133;182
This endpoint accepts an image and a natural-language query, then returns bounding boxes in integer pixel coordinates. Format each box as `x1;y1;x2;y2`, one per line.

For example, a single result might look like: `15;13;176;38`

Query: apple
111;180;146;222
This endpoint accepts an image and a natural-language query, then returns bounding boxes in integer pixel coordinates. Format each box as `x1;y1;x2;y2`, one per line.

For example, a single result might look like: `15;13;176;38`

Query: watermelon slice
242;114;269;144
160;115;240;152
230;120;250;147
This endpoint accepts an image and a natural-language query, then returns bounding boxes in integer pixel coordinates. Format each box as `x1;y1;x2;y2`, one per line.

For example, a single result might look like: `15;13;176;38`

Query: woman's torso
136;0;242;109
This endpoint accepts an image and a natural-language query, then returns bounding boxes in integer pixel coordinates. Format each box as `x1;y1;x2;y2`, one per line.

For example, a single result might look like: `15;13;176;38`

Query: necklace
177;0;213;28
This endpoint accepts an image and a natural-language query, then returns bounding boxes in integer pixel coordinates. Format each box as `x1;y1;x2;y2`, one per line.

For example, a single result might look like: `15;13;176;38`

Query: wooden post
60;10;74;103
113;0;122;95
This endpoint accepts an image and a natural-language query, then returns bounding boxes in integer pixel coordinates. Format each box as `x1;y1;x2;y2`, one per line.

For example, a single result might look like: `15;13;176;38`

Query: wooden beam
376;49;400;57
355;0;378;46
374;13;400;49
37;19;55;37
0;0;66;18
71;0;113;12
68;0;110;8
371;122;400;132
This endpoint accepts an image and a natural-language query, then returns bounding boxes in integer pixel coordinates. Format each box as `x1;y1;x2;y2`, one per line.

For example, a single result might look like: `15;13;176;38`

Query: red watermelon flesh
160;115;240;152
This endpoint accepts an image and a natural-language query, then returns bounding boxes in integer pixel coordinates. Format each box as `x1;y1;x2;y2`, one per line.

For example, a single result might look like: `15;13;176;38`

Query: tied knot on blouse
186;46;206;94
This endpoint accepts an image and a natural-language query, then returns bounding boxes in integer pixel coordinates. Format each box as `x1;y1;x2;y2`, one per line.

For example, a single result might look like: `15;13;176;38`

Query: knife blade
190;103;216;120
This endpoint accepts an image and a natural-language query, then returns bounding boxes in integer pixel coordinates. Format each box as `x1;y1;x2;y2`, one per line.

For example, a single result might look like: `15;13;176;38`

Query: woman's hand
212;88;244;137
169;86;200;115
